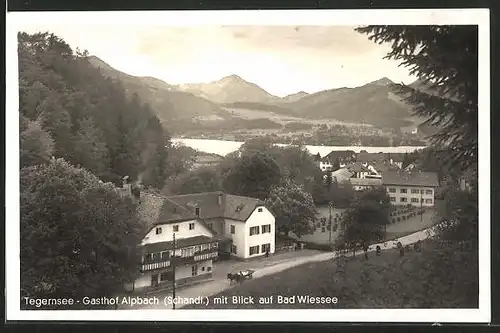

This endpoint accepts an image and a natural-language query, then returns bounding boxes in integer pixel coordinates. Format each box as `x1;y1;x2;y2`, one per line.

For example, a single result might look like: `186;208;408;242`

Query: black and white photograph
5;9;490;322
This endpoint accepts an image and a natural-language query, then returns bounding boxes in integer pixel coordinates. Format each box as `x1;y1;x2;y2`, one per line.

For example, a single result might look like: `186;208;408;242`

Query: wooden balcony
140;250;219;272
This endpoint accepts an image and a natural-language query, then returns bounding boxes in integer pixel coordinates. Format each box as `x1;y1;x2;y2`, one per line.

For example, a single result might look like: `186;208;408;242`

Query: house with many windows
130;189;275;291
382;171;439;207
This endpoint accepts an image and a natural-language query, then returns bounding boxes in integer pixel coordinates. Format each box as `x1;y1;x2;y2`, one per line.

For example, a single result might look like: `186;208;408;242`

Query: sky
18;24;417;97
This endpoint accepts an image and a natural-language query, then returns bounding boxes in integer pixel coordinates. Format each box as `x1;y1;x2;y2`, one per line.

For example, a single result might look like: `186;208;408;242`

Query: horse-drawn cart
227;269;255;285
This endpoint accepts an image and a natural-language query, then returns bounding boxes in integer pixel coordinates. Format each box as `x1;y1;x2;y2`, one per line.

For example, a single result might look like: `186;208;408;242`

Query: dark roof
137;191;266;229
382;171;439;187
323;150;356;162
346;162;370;173
142;235;225;253
356;152;386;163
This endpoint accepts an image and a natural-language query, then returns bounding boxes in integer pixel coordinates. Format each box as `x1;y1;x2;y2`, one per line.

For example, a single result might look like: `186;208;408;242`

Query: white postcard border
5;8;491;322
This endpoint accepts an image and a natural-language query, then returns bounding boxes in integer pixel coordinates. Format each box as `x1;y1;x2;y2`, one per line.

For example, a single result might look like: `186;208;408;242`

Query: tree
168;167;223;195
163;143;198;180
20;119;54;168
434;185;478;247
356;26;478;171
222;151;281;200
340;186;391;252
327;180;356;209
20;159;144;308
72;116;108;178
265;178;318;237
18;32;172;185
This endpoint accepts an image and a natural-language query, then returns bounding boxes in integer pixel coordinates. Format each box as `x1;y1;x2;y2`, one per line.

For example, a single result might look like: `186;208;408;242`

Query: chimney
122;175;131;195
217;193;223;206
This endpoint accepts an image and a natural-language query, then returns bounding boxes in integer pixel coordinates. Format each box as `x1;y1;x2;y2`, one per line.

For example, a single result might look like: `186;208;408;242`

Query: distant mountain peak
283;91;309;102
370;77;394;86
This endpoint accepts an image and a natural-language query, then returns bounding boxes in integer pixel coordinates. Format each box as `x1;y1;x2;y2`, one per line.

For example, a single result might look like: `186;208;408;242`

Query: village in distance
17;24;479;312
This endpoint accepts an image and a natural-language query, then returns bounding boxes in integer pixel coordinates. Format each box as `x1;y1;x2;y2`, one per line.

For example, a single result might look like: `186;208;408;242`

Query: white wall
386;185;435;207
223;219;246;258
245;206;275;259
142;220;213;245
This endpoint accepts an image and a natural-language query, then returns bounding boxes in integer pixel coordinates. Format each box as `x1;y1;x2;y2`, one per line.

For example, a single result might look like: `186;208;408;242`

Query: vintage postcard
5;9;490;322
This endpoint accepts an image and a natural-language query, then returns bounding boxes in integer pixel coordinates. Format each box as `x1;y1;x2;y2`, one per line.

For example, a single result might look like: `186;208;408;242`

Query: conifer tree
356;25;478;171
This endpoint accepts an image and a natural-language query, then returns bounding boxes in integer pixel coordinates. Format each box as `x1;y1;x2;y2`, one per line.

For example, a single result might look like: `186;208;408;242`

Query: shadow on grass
184;239;478;309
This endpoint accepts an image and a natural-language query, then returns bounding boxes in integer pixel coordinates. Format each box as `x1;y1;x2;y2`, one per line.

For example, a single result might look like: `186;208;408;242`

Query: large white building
382;171;439;207
131;190;275;291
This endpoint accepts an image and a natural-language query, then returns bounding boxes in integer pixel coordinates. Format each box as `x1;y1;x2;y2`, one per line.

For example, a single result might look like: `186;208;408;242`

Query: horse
227;273;243;285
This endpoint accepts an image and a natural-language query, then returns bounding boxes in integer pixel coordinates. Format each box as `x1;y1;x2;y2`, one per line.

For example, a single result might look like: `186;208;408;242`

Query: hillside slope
176;74;283;104
88;56;230;125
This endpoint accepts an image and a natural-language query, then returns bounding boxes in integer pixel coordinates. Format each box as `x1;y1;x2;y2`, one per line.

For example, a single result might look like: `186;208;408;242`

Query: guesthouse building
382;171;439;207
130;189;275;291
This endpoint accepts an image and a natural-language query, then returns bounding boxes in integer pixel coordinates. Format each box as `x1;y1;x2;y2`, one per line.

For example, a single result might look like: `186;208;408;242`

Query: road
118;224;439;310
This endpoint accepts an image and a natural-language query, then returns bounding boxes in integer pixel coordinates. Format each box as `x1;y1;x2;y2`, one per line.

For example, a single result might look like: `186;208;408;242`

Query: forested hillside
18;32;169;188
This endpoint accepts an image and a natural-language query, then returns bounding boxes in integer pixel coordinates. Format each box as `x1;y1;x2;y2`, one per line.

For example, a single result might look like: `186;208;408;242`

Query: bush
304;242;332;252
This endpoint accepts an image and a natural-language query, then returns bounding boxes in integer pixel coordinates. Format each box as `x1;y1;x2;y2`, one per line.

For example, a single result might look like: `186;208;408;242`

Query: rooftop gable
382;171;439;187
138;191;266;229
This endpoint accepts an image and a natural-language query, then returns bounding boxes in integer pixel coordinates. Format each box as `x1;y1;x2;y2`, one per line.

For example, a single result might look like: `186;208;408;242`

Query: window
390;197;396;202
425;199;433;204
262;224;271;233
155;227;162;235
161;251;170;261
207;267;212;272
230;245;237;254
249;226;260;236
201;266;205;272
191;265;198;276
230;225;235;234
249;246;259;255
207;223;213;229
411;189;419;194
400;197;407;202
400;188;407;193
153;252;161;261
160;271;173;281
195;207;200;216
261;243;271;253
321;227;326;233
426;190;433;195
421;190;425;194
258;207;263;212
411;198;419;203
189;223;195;230
173;225;179;232
144;253;153;263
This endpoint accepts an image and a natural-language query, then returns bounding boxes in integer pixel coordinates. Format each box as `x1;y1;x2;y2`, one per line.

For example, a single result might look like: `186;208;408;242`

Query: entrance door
151;274;159;287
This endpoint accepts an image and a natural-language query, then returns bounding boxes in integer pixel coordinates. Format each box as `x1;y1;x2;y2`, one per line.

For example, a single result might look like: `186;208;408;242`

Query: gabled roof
323;150;356;162
346;162;370;173
137;191;266;229
382;171;439;187
330;168;354;182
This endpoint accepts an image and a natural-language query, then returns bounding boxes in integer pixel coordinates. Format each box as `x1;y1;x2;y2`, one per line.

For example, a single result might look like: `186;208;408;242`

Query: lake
171;138;427;157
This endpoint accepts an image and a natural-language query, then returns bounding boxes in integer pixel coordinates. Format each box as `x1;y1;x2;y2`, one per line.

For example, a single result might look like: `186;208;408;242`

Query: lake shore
172;138;427;157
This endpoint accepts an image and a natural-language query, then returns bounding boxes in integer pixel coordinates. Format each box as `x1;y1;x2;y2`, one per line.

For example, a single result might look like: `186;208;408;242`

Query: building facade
382;171;439;207
130;190;275;291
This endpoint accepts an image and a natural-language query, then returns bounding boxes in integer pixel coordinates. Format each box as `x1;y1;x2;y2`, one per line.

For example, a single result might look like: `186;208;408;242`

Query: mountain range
88;55;424;131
